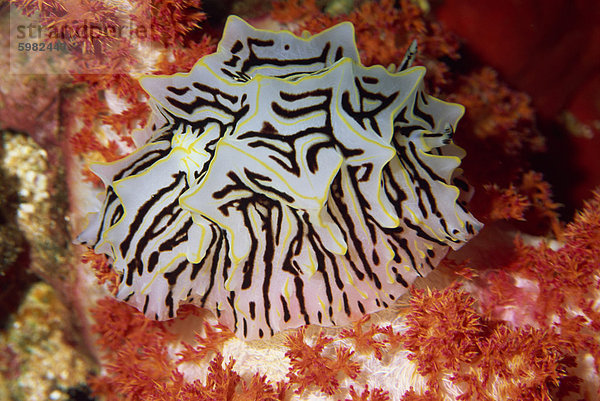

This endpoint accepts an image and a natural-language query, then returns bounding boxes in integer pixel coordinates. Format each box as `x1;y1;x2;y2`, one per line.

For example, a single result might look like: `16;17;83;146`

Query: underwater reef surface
1;0;599;400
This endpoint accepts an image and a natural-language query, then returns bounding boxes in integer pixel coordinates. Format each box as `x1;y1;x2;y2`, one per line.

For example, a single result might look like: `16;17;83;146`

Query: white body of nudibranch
78;16;482;339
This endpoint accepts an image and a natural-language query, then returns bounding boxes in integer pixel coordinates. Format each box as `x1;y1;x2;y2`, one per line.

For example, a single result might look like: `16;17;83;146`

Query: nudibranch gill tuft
77;16;482;340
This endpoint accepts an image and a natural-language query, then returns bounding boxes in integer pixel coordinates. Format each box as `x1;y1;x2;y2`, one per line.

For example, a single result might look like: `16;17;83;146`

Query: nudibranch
77;16;482;339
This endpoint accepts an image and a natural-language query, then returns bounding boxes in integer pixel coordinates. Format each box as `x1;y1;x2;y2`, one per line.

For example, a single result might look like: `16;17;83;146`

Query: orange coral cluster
485;183;531;221
176;320;235;365
89;298;289;401
402;286;483;379
479;190;600;374
81;249;119;294
339;316;390;361
346;385;391;401
11;0;215;185
89;295;403;399
483;170;563;237
284;328;361;395
13;0;121;55
399;285;581;400
272;0;459;91
129;0;206;47
446;69;556;236
66;81;147;185
449;67;544;155
87;263;594;400
153;35;217;75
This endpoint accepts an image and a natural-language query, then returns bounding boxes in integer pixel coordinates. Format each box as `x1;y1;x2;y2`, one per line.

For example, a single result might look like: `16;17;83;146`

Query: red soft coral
401;286;581;400
481;190;600;377
81;250;119;294
484;184;531;221
88;298;286;401
284;328;360;395
482;171;562;237
272;0;458;90
153;35;217;75
339;315;388;360
402;286;483;380
345;384;391;401
449;67;543;155
176;322;234;365
130;0;206;47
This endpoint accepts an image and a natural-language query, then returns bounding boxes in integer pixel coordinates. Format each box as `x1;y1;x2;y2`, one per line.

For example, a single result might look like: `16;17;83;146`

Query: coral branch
284;328;361;395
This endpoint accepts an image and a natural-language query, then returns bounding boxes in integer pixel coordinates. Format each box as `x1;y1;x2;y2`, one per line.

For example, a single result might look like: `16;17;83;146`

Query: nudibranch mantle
78;16;482;339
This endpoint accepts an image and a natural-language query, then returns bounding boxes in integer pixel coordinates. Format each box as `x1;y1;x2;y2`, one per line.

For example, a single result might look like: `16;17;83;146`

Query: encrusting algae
0;282;93;401
0;132;24;275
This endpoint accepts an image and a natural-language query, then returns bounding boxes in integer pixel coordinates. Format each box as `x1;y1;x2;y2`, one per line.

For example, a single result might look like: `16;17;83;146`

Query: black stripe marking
249;301;256;319
164;259;189;286
280;295;291;322
167;86;190;96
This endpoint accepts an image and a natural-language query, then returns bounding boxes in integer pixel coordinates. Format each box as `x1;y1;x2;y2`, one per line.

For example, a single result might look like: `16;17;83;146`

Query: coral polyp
77;16;481;339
